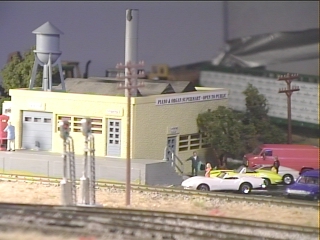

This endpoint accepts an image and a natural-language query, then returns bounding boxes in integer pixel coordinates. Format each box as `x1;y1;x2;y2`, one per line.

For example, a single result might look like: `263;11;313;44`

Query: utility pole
116;60;145;206
278;73;300;144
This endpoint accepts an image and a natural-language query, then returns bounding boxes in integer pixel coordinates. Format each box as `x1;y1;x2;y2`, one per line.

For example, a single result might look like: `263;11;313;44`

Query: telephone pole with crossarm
116;60;145;206
278;73;300;144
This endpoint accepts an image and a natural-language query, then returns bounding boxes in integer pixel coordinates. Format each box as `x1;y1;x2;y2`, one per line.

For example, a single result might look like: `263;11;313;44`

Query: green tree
242;83;269;130
242;83;286;143
0;46;43;94
197;106;257;159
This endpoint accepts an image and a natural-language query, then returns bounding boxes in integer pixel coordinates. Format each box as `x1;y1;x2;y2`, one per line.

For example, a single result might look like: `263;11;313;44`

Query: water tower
29;21;66;91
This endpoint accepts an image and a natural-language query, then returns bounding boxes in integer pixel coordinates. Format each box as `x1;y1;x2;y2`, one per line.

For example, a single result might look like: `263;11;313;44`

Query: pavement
0;150;290;197
0;149;163;184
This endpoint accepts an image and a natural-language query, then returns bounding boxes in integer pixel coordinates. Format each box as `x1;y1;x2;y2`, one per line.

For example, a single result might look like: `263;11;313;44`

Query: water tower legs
29;58;40;89
56;58;66;91
29;55;66;92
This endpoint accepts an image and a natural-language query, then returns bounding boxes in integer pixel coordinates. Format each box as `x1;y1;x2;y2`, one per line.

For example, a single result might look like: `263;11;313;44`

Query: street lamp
116;60;145;206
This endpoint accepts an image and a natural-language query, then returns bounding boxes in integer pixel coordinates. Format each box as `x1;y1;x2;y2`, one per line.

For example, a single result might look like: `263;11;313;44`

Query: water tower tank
32;21;64;65
29;21;66;91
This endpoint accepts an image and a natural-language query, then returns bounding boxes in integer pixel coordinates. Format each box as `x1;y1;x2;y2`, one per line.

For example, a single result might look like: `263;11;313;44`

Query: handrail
163;146;184;175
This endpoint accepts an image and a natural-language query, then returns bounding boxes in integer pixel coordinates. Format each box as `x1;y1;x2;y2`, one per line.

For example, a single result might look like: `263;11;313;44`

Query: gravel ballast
0;181;318;240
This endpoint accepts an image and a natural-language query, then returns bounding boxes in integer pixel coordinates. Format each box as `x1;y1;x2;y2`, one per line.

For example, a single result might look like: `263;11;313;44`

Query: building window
44;118;52;123
178;132;211;152
190;133;200;150
57;115;72;131
178;135;189;152
34;117;41;122
24;117;32;122
56;115;102;134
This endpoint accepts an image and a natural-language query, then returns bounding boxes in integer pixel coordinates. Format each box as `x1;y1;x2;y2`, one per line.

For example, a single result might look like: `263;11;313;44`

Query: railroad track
0;173;318;209
0;202;318;240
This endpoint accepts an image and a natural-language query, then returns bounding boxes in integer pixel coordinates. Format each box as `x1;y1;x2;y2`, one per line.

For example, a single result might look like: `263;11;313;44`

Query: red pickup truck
244;144;319;174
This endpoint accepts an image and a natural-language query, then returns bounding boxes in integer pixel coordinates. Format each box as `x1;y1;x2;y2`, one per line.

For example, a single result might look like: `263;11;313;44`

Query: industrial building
7;78;228;161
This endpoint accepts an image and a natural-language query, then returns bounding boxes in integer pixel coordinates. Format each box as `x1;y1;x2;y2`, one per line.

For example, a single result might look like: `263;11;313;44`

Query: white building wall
200;71;319;125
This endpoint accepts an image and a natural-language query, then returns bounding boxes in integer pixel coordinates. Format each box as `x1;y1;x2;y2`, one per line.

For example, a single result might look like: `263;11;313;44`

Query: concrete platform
0;150;184;186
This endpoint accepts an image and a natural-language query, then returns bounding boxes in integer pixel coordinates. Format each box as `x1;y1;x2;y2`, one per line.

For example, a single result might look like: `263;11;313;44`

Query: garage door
22;111;53;151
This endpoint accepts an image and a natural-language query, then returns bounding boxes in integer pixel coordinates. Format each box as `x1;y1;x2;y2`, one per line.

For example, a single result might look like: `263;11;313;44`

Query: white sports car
253;165;300;185
181;172;266;194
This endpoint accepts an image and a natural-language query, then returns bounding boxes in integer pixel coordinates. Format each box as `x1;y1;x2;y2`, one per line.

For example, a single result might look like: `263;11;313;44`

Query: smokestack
125;9;139;97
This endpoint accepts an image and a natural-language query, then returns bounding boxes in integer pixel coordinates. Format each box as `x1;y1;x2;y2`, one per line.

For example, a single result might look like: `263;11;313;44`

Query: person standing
205;163;212;177
272;156;280;174
186;151;202;176
4;121;15;151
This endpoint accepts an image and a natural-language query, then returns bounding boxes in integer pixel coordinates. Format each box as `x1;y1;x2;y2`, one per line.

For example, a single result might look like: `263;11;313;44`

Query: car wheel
197;184;210;191
283;174;294;185
263;178;271;187
239;182;252;194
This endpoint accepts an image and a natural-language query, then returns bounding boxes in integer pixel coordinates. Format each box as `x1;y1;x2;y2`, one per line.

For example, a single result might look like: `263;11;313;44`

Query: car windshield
234;166;256;173
234;166;243;173
217;172;227;178
255;165;271;171
252;147;262;155
297;176;319;185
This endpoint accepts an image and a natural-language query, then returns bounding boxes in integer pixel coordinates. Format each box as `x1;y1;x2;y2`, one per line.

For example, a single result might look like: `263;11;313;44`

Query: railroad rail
0;173;318;209
0;202;318;240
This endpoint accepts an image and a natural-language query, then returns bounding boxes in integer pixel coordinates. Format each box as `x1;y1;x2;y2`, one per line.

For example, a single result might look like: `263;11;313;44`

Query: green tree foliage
0;46;43;94
242;83;286;143
197;106;257;159
242;83;269;129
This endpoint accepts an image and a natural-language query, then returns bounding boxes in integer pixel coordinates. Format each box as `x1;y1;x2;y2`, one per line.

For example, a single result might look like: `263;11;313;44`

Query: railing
163;146;184;175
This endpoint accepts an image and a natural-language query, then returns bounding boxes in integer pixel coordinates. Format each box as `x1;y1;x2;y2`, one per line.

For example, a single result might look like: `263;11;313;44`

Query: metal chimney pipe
125;9;139;97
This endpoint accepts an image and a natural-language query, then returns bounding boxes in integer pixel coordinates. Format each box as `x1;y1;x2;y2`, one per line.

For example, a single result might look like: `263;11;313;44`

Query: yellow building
8;78;228;163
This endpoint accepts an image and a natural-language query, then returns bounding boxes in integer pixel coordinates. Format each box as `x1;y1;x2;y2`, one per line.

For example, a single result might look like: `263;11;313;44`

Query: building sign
168;126;179;135
106;108;123;117
156;91;228;106
27;102;46;110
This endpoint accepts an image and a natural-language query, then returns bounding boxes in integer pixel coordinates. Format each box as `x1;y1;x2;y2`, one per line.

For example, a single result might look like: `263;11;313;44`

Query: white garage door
22;111;53;151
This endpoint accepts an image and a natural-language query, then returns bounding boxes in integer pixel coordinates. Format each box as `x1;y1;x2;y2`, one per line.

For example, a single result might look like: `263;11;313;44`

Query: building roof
32;21;64;35
54;78;197;96
212;28;319;68
137;82;175;96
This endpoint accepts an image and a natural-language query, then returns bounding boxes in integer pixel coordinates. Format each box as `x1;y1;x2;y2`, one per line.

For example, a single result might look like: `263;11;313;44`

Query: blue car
285;169;319;201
